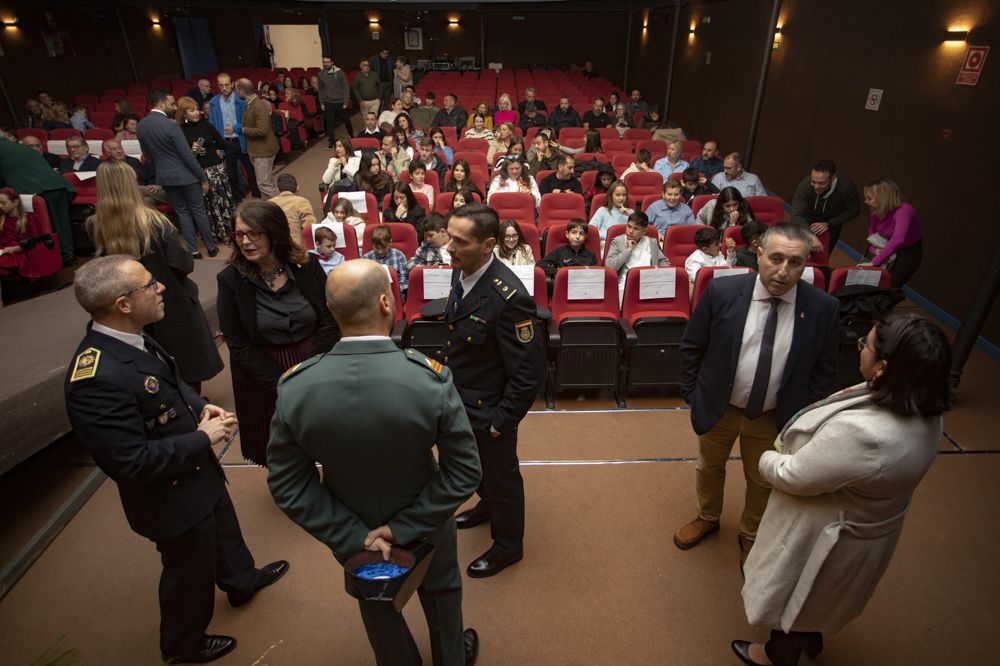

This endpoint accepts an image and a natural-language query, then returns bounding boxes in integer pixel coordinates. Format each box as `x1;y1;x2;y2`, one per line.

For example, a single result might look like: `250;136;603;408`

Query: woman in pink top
494;94;517;126
859;178;922;288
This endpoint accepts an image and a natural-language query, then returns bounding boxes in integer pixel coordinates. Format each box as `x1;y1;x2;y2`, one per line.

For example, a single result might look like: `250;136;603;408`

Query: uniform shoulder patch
492;278;518;301
515;320;535;344
70;348;101;382
405;348;447;380
279;355;322;384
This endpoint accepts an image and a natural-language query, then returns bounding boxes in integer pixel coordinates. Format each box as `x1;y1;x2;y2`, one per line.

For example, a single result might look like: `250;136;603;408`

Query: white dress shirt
729;276;797;413
92;322;146;351
458;254;494;298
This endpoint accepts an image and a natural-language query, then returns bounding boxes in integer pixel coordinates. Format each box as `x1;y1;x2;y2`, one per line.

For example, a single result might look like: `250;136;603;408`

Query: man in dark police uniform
441;202;545;578
64;256;288;664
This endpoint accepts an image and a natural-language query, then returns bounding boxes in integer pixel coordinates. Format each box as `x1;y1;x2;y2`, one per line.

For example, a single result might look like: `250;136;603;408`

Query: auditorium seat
524;127;543;145
395;265;453;358
559;128;585;142
618;266;690;395
561;138;585;150
62;172;97;207
300;223;360;260
597;128;619;143
74;94;99;108
546;266;622;406
381;191;430;216
434;190;482;214
800;266;827;292
352;137;380;151
538;193;586;233
50;128;81;140
623;128;651;147
457;137;489;154
489;192;536;230
580;171;599;194
746;195;786;225
443;167;487;195
623;172;664;209
663;224;709;268
300;95;322;133
603;223;658;264
572;153;611;164
692;266;755;310
362;222;419;258
440;126;458;145
827;267;892;293
11;195;63;281
510;221;542;262
603;139;633;154
398;169;440;202
452;151;489;176
688;194;718;218
324;192;379;228
16;129;48;150
94;102;116;113
91;112;115;129
682;140;701;154
722;226;745;257
636;139;667;154
84;129;114;142
544;223;601;260
534;170;554;186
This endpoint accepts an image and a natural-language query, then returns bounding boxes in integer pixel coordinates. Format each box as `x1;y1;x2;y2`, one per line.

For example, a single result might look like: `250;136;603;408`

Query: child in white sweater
684;226;730;286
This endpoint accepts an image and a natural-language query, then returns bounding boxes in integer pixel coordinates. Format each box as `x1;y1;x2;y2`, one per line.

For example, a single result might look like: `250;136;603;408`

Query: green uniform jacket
267;338;481;562
0;139;75;195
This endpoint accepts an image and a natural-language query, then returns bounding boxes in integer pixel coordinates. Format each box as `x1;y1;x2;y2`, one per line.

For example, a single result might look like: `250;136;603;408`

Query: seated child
407;161;435;208
309;226;345;275
684;226;727;286
621;148;654;178
645;179;695;238
680;166;718;202
605;211;671;303
362;224;409;298
726;220;768;270
323;197;366;244
537;218;598;280
407;212;451;270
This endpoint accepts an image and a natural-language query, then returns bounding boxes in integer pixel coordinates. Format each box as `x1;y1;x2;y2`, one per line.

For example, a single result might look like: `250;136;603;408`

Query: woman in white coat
733;313;953;666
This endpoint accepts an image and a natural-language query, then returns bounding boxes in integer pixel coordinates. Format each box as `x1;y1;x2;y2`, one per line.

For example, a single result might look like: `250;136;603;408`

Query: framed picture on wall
43;29;76;58
405;27;423;51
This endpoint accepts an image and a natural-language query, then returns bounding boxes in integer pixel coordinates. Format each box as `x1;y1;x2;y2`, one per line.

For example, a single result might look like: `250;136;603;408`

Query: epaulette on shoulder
405;348;447;381
69;347;101;382
279;354;323;384
491;277;518;301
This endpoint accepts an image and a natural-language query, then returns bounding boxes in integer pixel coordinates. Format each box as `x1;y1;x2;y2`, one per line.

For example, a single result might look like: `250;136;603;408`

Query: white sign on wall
865;88;883;111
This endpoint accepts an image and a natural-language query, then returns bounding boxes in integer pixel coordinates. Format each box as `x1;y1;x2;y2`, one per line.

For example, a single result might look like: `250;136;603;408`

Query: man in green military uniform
268;259;482;666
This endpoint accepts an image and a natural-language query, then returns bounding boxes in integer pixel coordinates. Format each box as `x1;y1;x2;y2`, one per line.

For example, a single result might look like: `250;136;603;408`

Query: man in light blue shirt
711;152;766;197
208;73;259;200
645;180;695;235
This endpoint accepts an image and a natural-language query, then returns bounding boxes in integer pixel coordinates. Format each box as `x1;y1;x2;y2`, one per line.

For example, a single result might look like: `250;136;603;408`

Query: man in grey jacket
789;159;861;252
137;89;217;258
317;55;353;147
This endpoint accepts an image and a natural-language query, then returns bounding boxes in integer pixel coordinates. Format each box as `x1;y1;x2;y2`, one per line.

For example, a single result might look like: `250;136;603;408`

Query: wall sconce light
772;25;782;49
368;17;380;27
944;29;969;42
2;18;18;28
151;18;161;27
448;18;460;26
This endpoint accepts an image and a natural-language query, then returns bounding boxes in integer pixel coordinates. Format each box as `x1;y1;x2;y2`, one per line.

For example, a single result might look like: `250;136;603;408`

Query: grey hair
760;222;813;256
65;135;86;148
73;255;136;318
725;152;743;166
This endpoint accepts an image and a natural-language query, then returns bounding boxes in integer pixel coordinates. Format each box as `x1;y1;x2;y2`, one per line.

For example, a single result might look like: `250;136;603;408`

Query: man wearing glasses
65;255;289;664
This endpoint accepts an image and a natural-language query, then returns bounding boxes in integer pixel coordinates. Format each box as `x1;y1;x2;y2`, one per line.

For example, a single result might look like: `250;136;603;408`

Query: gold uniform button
443;356;449;362
467;336;472;342
477;400;483;406
447;341;452;348
448;325;455;331
171;480;178;487
195;466;201;471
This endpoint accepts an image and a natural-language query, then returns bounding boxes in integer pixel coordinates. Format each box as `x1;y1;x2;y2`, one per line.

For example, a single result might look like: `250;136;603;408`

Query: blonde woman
0;187;30;272
487;122;516;166
89;160;223;391
859;178;923;288
494;94;516;126
176;96;234;244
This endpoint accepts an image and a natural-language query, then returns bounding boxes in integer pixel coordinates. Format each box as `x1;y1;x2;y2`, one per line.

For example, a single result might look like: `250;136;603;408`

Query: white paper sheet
381;264;394;283
74;171;98;181
339;191;368;213
639;267;677;300
87;140;104;156
121;140;142;157
711;267;751;280
313;221;346;249
567;268;605;300
801;266;815;285
509;265;535;296
422;268;453;299
19;194;34;213
47;140;68;156
845;268;881;287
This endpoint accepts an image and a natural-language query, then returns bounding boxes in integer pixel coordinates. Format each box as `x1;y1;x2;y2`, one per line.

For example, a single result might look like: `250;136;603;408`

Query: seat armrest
390;319;408;347
619;319;637;347
535;305;552;321
420;297;448;319
547;318;561;348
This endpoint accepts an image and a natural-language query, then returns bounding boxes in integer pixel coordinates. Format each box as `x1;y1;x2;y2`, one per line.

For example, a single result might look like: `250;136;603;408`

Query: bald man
268;260;482;666
19;134;60;169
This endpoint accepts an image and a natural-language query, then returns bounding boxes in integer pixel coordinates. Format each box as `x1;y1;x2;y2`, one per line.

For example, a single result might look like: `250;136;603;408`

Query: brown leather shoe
738;535;754;578
673;517;720;550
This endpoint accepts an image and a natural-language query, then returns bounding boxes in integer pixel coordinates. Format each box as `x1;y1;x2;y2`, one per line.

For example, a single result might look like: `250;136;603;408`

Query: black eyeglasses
119;278;158;298
232;229;263;243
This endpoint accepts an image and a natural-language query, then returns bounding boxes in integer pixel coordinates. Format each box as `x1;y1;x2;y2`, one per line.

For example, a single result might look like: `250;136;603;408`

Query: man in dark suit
57;135;101;173
675;222;840;567
185;79;214;109
64;256;288;664
268;260;482;665
439;202;545;578
137;89;218;258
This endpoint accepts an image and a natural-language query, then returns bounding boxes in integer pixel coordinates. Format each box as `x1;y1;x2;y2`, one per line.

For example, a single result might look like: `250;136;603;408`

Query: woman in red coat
0;187;30;273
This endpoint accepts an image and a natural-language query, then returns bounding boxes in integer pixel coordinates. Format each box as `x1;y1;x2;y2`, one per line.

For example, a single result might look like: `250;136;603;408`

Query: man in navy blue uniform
440;203;545;578
64;255;288;664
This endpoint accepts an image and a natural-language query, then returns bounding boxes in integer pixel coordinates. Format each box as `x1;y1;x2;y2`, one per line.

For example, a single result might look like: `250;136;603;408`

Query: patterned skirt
204;162;235;244
232;336;314;466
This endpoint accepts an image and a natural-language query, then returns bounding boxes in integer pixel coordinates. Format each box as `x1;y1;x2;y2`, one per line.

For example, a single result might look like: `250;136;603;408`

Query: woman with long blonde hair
90;160;223;391
859;178;923;288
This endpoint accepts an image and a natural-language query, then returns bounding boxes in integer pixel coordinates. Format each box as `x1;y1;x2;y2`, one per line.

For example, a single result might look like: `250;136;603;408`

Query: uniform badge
515;320;534;344
157;411;170;425
144;376;160;394
426;358;444;374
70;348;101;382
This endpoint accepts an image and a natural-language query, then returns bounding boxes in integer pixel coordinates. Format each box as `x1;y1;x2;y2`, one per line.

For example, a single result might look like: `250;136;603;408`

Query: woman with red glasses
217;200;340;466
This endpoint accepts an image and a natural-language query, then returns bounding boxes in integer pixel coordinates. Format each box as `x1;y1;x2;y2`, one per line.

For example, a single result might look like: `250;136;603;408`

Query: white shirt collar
459;254;494;297
151;108;167;116
92;322;146;351
753;274;797;306
340;335;391;341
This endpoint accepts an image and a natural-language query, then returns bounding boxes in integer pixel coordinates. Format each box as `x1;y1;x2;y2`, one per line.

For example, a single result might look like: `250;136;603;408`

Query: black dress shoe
467;548;522;578
455;506;490;529
162;635;236;664
731;640;769;665
207;247;219;258
228;560;290;607
464;628;479;665
192;251;203;259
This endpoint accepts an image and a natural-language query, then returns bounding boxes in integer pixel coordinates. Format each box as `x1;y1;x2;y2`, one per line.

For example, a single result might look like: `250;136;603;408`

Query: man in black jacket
64;256;288;664
439;203;545;578
790;159;861;251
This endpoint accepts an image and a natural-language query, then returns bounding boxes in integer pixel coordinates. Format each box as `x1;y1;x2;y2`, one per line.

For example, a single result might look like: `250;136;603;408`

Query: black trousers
888;240;922;289
356;521;466;666
222;139;260;200
155;490;259;655
323;103;354;143
471;427;525;555
764;630;823;666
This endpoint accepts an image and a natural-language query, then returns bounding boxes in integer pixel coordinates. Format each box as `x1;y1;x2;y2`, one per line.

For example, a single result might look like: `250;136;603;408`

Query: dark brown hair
229;200;307;275
868;313;954;417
